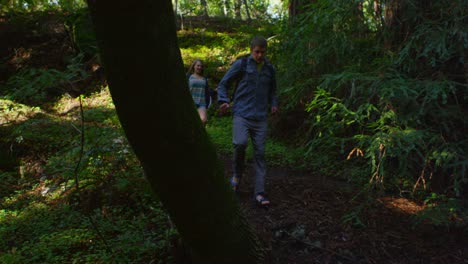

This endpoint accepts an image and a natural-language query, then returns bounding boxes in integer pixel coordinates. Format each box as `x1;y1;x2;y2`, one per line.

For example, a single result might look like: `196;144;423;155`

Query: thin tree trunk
86;0;264;263
288;0;316;22
174;0;179;27
373;0;384;29
223;0;230;17
200;0;209;18
383;0;408;49
242;0;251;21
234;0;242;19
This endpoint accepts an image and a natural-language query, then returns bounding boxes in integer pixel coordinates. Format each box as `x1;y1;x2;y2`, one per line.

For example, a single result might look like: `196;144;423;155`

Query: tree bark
85;0;264;263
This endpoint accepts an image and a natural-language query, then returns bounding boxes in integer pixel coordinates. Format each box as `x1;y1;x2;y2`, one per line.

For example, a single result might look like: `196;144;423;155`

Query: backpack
187;73;215;108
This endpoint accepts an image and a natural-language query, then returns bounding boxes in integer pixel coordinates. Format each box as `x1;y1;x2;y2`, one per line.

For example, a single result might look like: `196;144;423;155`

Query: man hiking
218;36;278;206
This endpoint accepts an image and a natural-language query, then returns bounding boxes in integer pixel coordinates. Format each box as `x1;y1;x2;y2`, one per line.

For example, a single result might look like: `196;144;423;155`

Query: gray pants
232;116;268;196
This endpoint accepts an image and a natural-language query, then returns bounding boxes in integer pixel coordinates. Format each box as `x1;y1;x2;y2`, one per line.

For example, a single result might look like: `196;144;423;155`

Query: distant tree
223;0;231;16
0;0;85;13
234;0;242;18
242;0;251;20
383;0;407;48
200;0;209;17
372;0;385;29
288;0;316;20
173;0;178;17
86;0;265;263
232;0;251;20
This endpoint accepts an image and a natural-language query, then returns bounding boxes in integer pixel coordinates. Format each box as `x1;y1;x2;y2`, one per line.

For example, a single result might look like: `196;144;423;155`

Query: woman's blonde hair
187;59;204;75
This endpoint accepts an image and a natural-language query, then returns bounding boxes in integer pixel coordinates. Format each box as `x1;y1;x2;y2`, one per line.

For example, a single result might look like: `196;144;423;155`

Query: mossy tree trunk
86;0;264;263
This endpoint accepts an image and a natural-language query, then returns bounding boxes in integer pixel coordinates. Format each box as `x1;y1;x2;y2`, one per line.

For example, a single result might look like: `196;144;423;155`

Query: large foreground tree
86;0;264;263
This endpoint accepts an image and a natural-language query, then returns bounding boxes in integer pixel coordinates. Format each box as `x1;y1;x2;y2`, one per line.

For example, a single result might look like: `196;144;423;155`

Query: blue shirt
188;75;207;107
217;56;278;121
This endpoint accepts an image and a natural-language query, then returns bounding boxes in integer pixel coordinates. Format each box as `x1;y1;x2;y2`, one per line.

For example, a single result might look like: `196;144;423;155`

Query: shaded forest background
0;0;466;263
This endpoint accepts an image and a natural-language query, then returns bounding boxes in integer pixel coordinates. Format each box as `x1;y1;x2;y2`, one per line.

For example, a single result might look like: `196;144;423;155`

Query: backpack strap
230;56;248;100
240;56;247;74
234;56;248;84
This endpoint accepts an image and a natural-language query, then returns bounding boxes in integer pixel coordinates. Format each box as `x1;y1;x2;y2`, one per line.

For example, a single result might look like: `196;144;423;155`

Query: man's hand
219;102;230;115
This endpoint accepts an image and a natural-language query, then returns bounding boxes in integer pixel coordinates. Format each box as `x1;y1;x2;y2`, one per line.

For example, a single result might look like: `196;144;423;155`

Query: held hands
219;102;230;115
271;106;278;115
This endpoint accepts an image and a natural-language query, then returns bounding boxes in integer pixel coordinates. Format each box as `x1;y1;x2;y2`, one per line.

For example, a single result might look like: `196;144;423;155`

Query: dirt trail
220;156;467;264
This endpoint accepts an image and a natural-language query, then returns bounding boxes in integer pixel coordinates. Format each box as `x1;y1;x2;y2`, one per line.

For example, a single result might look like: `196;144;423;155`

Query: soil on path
220;156;467;264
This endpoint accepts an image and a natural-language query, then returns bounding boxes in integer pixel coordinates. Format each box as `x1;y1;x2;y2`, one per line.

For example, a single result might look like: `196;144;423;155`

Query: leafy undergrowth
0;89;182;263
1;87;467;263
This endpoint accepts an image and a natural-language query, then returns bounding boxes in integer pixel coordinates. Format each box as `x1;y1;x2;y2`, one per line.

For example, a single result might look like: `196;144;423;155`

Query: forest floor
1;13;467;264
221;156;467;264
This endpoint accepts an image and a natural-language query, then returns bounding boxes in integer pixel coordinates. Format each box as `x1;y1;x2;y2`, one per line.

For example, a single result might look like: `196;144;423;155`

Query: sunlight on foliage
2;53;89;106
277;0;467;204
0;99;41;124
1;77;178;262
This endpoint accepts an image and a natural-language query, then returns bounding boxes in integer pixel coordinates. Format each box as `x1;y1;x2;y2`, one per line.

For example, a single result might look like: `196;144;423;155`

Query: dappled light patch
0;99;42;125
49;88;121;128
379;197;426;215
81;87;114;108
52;93;82;115
9;47;32;66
